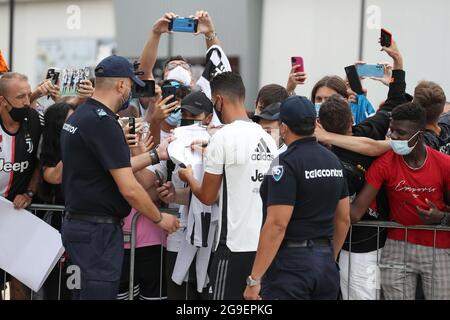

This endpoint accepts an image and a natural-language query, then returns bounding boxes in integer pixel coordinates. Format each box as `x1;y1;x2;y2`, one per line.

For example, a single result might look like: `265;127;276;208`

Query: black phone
132;80;155;98
380;28;392;47
129;117;136;135
345;65;364;95
162;85;178;105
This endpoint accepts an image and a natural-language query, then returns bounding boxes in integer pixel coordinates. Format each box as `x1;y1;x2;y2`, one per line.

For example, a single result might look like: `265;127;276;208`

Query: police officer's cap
276;96;316;130
95;55;145;87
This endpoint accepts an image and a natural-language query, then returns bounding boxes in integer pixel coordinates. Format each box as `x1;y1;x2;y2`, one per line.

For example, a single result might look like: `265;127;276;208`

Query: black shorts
209;245;255;300
118;245;167;300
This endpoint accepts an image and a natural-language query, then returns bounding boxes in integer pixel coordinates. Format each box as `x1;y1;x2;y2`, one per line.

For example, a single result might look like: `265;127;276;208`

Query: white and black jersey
0;109;42;201
205;120;277;252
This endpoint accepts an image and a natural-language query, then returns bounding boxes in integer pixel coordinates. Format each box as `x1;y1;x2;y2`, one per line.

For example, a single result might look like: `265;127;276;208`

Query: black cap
180;91;213;115
95;55;145;87
276;96;316;129
252;102;281;122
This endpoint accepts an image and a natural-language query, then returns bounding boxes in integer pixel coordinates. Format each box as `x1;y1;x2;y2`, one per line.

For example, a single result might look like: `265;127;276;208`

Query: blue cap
276;96;316;129
95;55;145;87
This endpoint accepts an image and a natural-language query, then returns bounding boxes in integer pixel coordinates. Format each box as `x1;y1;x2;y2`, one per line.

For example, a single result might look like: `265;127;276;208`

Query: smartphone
380;28;392;47
46;68;60;84
291;56;304;72
168;17;198;33
356;64;385;78
345;65;364;95
132;80;155;98
129;117;136;135
162;85;178;105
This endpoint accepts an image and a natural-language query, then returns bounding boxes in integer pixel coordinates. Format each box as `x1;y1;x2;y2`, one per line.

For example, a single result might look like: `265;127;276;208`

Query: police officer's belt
282;238;331;248
66;212;122;225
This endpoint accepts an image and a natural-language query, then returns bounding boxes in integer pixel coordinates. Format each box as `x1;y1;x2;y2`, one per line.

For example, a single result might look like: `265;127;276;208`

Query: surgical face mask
314;103;321;117
119;85;132;111
167;66;192;86
180;119;202;127
4;97;30;122
389;131;420;155
165;108;182;127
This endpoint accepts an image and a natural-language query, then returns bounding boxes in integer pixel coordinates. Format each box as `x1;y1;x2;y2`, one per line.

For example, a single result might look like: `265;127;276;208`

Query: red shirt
365;147;450;248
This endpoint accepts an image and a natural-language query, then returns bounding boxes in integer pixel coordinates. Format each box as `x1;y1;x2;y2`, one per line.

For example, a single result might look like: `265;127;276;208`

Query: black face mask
5;98;30;122
213;101;223;123
180;119;201;127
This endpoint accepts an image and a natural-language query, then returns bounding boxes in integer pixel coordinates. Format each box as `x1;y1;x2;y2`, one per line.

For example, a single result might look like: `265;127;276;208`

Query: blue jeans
262;245;340;300
61;218;124;300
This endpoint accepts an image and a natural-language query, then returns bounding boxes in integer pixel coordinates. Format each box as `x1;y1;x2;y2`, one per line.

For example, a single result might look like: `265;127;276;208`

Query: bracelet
149;148;160;165
205;31;217;41
154;212;163;224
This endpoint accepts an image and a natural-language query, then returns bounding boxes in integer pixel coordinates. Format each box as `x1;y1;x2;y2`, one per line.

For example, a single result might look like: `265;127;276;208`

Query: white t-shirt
205;120;277;252
147;130;187;252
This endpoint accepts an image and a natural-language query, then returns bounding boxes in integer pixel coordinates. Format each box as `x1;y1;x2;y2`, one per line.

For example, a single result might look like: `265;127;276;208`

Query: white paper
168;125;210;167
0;197;65;292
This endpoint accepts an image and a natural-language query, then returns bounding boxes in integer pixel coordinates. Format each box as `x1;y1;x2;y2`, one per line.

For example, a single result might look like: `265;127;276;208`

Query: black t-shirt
0;108;42;201
424;112;450;155
260;137;349;242
332;146;389;253
61;98;131;218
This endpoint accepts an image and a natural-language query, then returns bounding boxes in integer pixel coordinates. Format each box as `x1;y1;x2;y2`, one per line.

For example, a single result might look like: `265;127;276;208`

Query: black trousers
61;217;124;300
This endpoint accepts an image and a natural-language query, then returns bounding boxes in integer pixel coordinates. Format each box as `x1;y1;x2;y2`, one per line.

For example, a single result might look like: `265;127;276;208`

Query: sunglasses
166;62;191;71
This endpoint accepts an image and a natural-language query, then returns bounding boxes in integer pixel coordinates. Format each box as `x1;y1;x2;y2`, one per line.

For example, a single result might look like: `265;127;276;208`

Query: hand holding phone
380;28;392;47
291;56;304;72
129;117;136;135
168;17;198;33
345;65;364;95
162;85;178;105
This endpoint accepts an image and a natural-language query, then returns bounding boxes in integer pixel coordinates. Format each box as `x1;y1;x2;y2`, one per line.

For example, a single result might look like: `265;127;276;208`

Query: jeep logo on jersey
251;169;264;182
0;159;29;173
252;138;274;161
25;137;33;153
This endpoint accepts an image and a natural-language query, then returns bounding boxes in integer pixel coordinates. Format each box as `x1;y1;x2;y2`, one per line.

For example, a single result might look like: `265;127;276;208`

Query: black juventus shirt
0;109;42;201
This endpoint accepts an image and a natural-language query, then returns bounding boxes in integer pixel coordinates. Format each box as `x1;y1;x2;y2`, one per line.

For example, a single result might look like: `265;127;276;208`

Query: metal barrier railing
4;204;448;300
345;221;450;300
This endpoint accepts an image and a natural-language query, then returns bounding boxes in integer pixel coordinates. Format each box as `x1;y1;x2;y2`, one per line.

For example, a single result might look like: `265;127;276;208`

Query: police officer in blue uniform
244;96;351;300
60;56;179;300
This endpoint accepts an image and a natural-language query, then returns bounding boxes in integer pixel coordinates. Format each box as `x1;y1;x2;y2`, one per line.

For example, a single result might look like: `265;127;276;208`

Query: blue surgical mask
165;108;182;127
389;131;420;155
314;103;321;117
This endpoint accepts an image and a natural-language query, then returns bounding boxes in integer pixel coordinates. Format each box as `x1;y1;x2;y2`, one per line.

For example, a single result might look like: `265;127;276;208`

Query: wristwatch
26;190;35;198
440;212;449;226
149;148;160;165
246;275;261;287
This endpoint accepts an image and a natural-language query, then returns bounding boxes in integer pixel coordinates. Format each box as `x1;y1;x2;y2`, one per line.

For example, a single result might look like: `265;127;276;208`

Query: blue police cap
276;96;316;129
95;55;145;87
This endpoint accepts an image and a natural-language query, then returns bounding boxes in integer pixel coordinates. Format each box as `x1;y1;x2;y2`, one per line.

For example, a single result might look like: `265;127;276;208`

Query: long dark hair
40;102;74;166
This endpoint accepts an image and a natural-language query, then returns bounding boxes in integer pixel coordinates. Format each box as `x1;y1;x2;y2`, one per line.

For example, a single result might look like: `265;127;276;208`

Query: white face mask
167;66;192;86
389;131;420;155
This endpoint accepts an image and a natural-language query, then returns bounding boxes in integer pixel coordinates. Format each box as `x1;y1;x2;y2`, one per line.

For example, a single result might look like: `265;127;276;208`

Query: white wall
362;0;450;106
260;0;450;106
0;0;115;87
260;0;361;101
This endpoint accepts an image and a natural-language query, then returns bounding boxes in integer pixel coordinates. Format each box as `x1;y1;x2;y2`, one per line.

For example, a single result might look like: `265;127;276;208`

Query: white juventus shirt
205;120;277;252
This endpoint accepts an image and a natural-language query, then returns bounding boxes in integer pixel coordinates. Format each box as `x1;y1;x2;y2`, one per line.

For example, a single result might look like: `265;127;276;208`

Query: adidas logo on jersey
252;138;274;161
0;158;29;173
